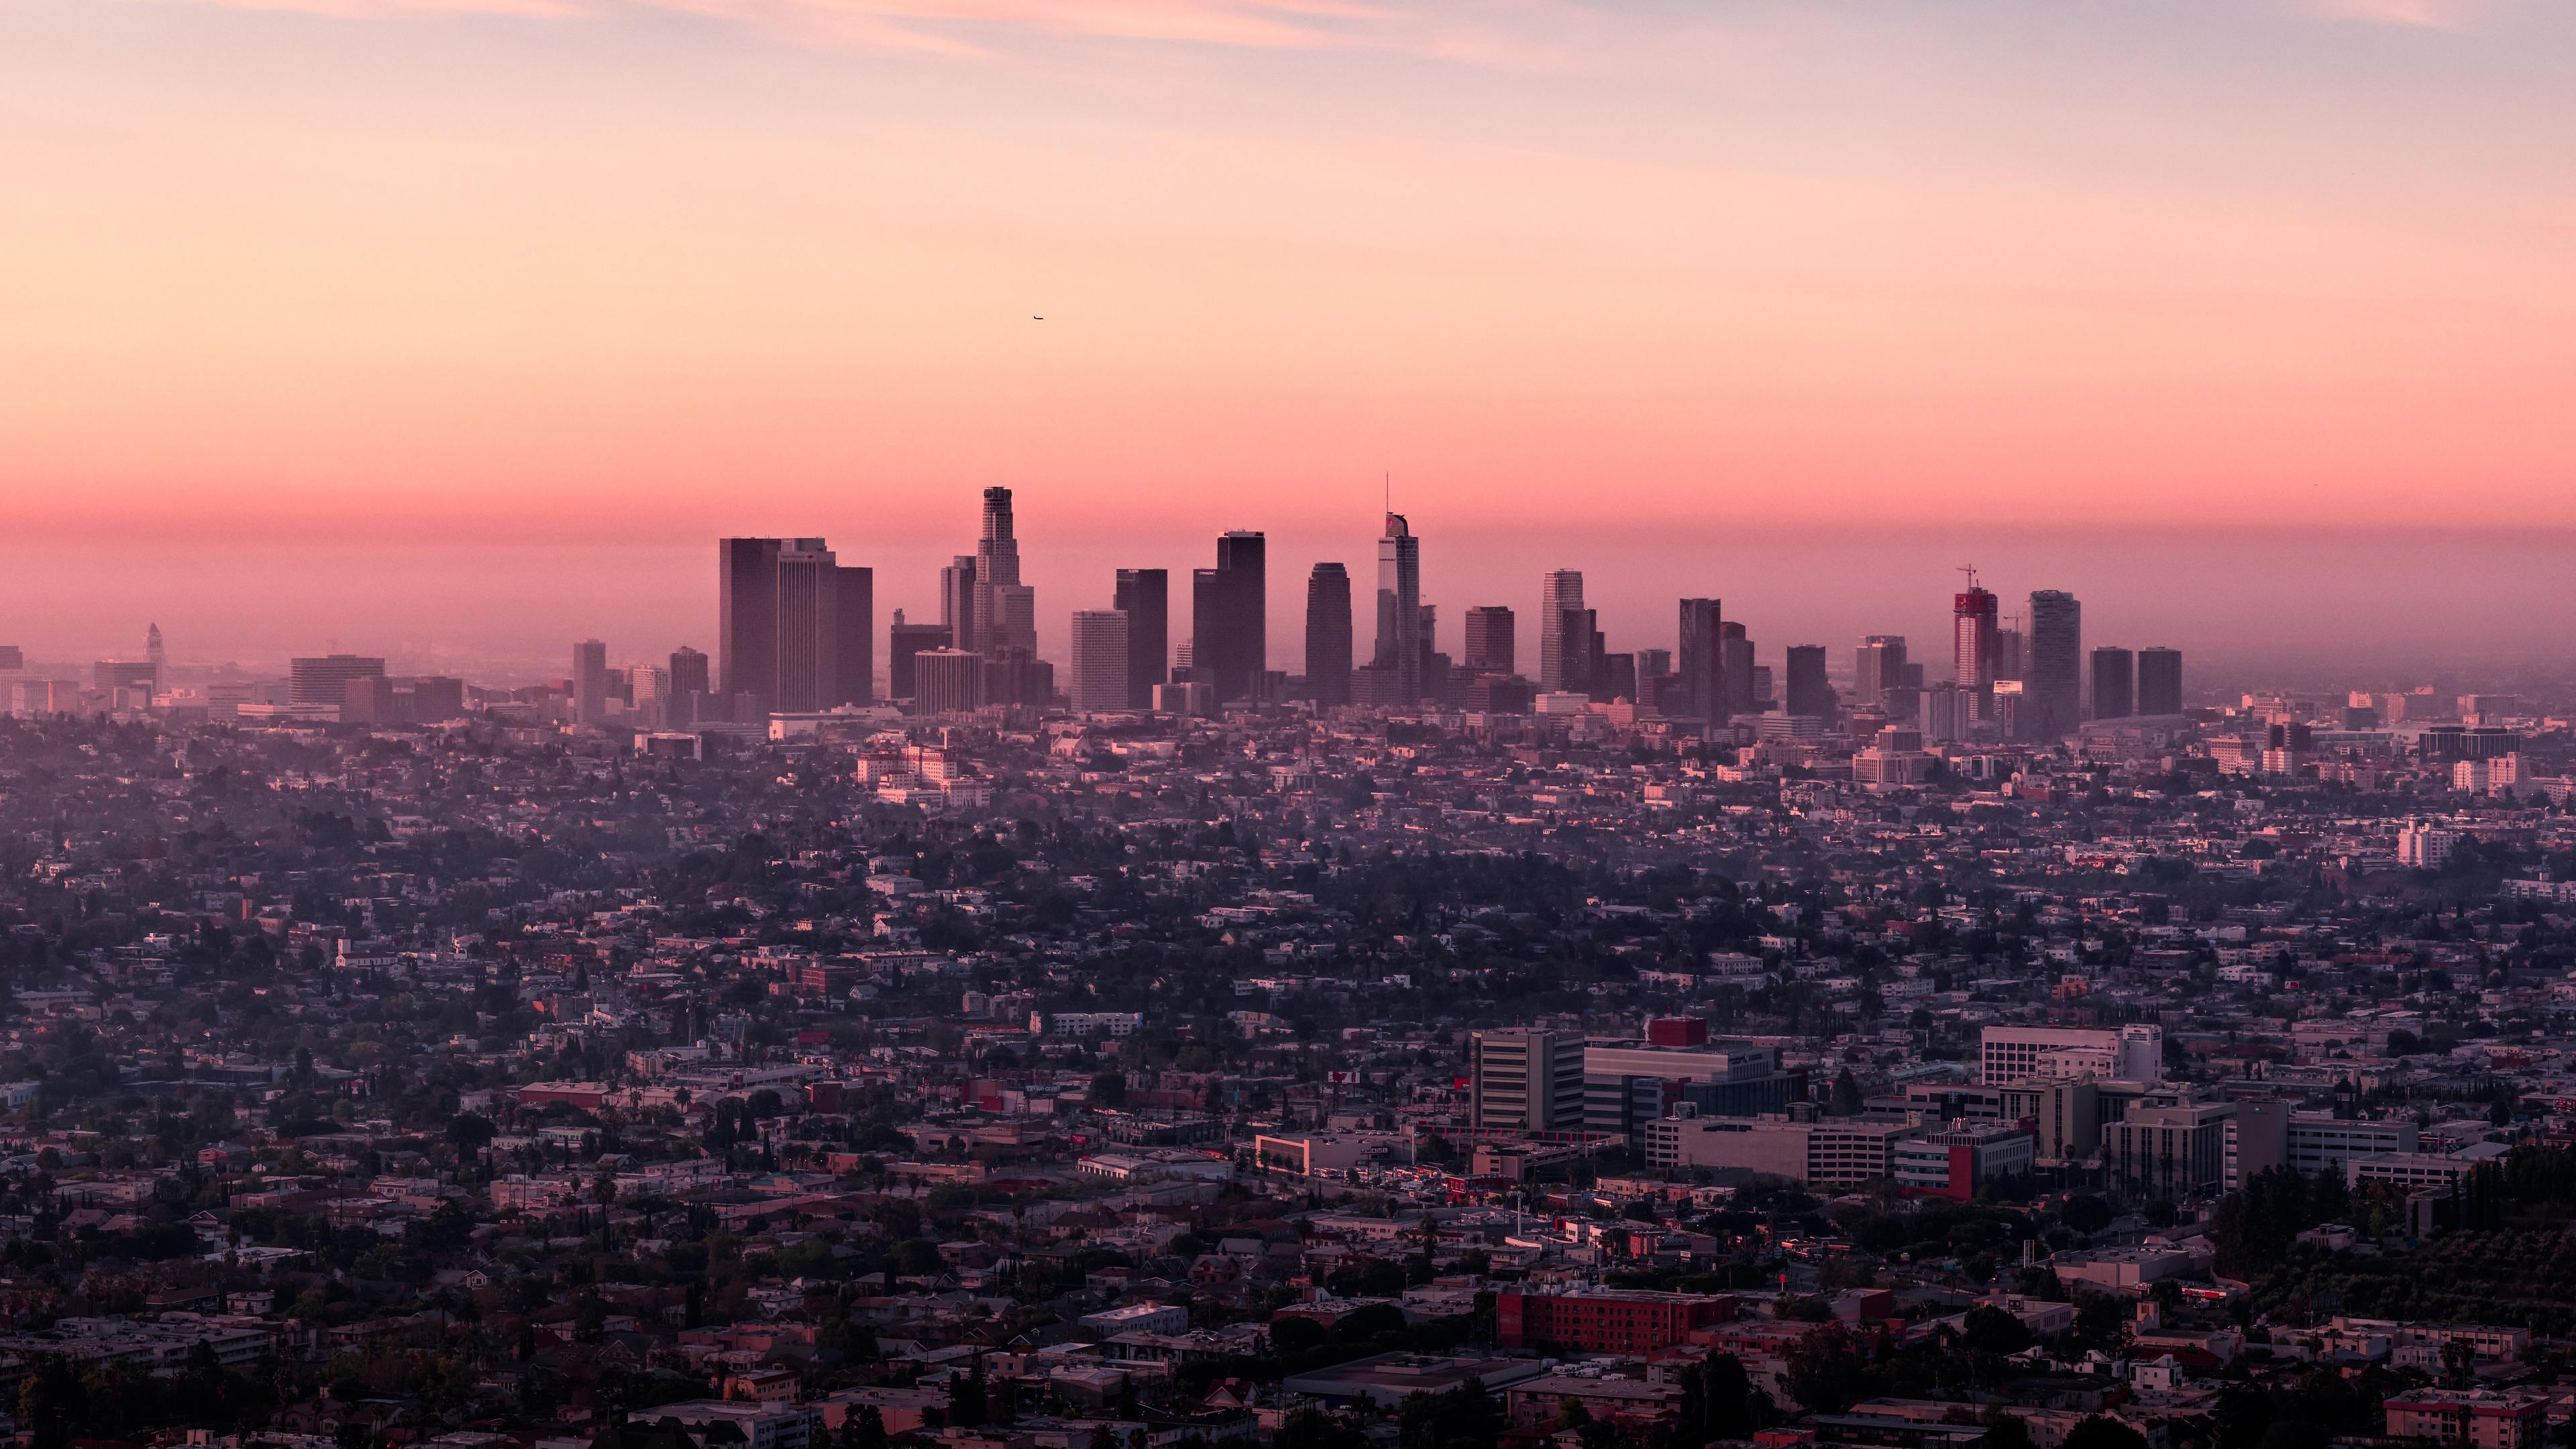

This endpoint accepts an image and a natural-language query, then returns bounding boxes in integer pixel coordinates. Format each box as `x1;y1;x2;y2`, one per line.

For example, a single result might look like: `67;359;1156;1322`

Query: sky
1;0;2570;678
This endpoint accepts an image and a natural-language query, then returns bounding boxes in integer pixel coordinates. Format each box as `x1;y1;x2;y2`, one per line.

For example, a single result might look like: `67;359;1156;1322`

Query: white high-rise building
1069;610;1132;714
1470;1028;1587;1132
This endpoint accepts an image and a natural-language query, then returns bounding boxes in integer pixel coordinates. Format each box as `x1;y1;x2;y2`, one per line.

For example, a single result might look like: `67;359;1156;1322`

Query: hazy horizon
7;520;2572;698
4;0;2568;696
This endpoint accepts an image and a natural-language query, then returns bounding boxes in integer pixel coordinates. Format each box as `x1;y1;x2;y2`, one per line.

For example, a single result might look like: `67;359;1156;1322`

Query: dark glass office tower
1305;563;1352;707
2090;645;2135;720
1114;568;1169;709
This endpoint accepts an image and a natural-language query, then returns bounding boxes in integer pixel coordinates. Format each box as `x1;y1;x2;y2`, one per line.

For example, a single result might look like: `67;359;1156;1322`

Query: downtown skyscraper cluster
669;487;2188;747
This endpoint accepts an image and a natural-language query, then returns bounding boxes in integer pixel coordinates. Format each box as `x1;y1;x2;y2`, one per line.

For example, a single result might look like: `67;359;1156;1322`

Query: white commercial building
1979;1024;2162;1086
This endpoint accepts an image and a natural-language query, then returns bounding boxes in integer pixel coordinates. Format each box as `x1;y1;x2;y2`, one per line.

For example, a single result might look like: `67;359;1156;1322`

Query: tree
19;1358;87;1449
843;1406;888;1449
1782;1324;1870;1415
445;1112;498;1159
1960;1305;2034;1355
2059;1195;2114;1234
1831;1069;1865;1116
1277;1407;1368;1449
947;1360;989;1428
1984;1413;2036;1449
1089;1071;1128;1110
2063;1417;2149;1449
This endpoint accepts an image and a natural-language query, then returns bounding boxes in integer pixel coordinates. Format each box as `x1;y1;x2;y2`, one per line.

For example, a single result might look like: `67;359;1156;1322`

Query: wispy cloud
2303;0;2486;28
144;0;1418;52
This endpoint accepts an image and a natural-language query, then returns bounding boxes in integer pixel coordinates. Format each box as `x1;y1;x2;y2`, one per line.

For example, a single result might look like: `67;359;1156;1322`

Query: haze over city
5;0;2572;681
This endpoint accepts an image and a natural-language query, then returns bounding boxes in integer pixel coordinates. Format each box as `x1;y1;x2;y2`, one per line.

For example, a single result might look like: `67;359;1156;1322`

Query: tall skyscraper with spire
144;623;166;672
1375;513;1421;703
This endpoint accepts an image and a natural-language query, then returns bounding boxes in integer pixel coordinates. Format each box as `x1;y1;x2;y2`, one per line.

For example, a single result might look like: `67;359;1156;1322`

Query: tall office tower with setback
1305;563;1352;707
1374;513;1422;703
1191;530;1266;703
572;638;608;722
1721;621;1753;717
1539;570;1585;693
1069;610;1131;714
2090;646;2135;720
1854;635;1907;707
2021;590;2080;741
1463;605;1515;677
973;488;1037;657
1784;644;1833;720
939;555;979;655
1676;598;1724;719
2137;647;2184;716
1113;568;1169;710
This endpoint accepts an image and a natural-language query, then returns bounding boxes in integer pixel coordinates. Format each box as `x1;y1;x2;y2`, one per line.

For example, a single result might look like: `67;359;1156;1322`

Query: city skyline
10;517;2576;692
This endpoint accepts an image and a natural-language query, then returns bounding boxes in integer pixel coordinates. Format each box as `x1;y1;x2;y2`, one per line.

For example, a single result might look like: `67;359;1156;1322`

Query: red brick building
1496;1287;1736;1353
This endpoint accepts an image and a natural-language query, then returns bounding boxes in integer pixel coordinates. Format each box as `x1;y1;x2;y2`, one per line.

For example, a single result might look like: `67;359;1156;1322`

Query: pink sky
0;0;2570;669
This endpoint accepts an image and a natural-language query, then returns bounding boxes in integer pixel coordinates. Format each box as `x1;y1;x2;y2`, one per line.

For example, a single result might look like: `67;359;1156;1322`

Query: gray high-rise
1069;610;1131;714
1305;563;1352;707
2023;590;2081;741
572;638;608;722
1784;644;1833;720
1854;635;1907;708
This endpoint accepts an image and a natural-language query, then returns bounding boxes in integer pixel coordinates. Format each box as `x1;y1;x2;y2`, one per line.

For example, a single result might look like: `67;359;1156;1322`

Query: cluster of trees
17;1346;280;1448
